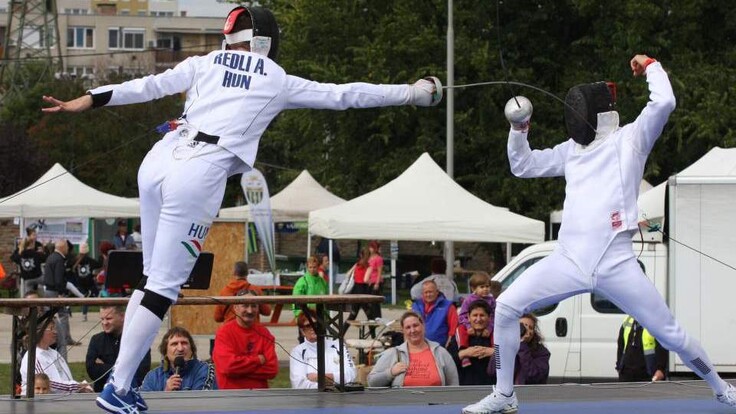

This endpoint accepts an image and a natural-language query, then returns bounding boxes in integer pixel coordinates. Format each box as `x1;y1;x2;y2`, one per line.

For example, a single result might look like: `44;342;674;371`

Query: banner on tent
241;169;276;271
28;217;89;244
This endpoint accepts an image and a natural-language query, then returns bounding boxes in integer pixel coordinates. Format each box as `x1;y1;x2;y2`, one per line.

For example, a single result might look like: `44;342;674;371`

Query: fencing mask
223;6;280;61
564;81;616;146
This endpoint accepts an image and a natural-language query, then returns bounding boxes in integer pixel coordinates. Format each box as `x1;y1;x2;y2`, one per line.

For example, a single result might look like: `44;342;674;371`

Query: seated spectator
410;258;459;302
86;306;150;392
457;273;497;368
213;261;271;323
513;313;550;385
142;326;216;391
367;311;458;387
616;314;668;382
290;310;357;389
213;290;278;389
411;280;458;347
34;373;51;395
20;319;93;395
447;300;496;385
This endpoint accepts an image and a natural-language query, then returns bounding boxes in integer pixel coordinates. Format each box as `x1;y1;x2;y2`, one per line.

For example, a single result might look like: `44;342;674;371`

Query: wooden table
0;294;383;398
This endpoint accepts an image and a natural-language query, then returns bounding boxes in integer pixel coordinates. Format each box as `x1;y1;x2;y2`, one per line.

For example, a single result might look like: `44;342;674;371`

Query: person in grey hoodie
368;311;458;387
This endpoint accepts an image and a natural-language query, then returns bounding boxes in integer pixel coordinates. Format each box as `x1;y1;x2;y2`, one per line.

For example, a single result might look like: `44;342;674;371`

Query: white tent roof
308;153;545;243
0;163;140;218
637;147;736;223
219;170;346;222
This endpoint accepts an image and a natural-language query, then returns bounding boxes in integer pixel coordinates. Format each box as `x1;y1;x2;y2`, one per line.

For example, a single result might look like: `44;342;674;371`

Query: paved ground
0;306;406;364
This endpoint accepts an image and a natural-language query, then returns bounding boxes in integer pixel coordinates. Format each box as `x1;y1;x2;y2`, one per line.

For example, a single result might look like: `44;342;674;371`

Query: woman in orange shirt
367;311;458;387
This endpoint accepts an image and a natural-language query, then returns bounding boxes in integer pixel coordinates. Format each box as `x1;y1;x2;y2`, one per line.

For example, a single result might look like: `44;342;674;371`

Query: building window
67;27;94;49
67;66;95;79
109;28;145;50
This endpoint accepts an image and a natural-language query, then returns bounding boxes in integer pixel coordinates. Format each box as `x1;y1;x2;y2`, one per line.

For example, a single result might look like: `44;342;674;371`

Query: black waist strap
194;132;220;145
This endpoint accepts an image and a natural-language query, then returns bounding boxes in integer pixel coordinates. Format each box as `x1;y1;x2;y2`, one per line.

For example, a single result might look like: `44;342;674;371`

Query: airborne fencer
463;54;736;414
42;6;442;413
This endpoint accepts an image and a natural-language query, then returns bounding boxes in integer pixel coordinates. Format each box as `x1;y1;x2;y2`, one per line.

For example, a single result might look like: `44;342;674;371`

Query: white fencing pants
137;134;238;301
493;232;727;395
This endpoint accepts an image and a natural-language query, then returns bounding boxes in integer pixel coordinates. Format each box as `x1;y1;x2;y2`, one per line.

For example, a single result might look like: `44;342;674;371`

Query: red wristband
643;58;657;70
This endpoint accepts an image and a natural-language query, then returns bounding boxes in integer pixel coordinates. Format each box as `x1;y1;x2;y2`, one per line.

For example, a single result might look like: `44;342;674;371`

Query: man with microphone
141;326;217;391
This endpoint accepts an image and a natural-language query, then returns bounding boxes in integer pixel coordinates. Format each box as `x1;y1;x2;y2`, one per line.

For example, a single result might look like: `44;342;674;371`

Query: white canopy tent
0;163;140;218
219;169;346;222
219;169;347;269
309;152;545;302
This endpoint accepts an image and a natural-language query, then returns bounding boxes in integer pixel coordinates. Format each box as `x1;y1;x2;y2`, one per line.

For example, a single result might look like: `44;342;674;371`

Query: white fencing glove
410;76;443;106
504;96;533;132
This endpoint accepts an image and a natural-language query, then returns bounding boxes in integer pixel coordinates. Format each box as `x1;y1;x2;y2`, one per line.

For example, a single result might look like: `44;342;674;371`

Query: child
457;273;497;367
34;373;50;395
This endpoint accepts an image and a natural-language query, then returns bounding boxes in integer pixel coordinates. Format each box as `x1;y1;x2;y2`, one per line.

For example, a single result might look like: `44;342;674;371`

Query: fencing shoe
462;387;519;414
96;382;139;414
716;383;736;408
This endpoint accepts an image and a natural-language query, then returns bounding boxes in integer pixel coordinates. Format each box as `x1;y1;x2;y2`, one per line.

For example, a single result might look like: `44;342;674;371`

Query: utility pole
0;0;63;104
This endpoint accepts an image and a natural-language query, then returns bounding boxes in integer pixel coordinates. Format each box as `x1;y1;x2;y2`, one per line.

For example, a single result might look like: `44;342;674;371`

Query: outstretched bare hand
42;94;93;113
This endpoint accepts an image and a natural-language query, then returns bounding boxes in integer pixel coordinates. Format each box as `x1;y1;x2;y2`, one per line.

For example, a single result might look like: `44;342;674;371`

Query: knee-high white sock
494;305;522;396
675;335;728;394
111;305;162;394
123;289;145;334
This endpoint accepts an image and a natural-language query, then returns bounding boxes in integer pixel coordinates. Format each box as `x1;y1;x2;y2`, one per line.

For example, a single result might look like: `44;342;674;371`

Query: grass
0;362;293;394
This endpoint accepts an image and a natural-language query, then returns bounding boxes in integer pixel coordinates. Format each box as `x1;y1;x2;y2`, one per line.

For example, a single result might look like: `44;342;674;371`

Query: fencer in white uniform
463;55;736;414
289;338;357;389
42;6;442;414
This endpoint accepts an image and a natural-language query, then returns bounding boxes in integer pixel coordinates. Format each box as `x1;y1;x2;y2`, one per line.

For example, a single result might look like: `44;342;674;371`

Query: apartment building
0;0;237;81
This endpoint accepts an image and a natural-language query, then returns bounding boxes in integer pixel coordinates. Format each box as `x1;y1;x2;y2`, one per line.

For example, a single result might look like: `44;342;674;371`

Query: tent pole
328;239;333;295
244;220;249;262
506;242;512;265
391;258;396;305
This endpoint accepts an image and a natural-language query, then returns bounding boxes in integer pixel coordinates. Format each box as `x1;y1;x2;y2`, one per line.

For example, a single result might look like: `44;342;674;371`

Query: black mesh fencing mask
564;82;615;146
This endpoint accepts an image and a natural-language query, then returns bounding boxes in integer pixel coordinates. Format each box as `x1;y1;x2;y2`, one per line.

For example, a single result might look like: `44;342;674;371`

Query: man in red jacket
213;261;270;323
212;290;278;389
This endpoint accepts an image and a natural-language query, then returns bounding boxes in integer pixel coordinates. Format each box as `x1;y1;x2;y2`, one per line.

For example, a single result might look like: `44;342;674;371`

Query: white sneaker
462;387;519;414
716;383;736;408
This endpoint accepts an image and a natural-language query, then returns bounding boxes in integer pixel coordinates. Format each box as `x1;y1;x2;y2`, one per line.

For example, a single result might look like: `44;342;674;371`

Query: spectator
213;261;270;323
130;224;143;250
11;228;47;295
457;273;497;368
142;326;216;391
213;290;278;389
290;310;356;389
364;241;384;319
315;237;340;277
411;280;458;347
34;373;51;395
514;314;550;385
43;239;73;360
368;311;458;387
447;300;496;385
73;242;101;321
616;315;668;382
292;255;328;318
20;319;93;395
86;306;151;392
112;220;135;250
410;258;459;302
343;247;376;331
317;254;331;284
